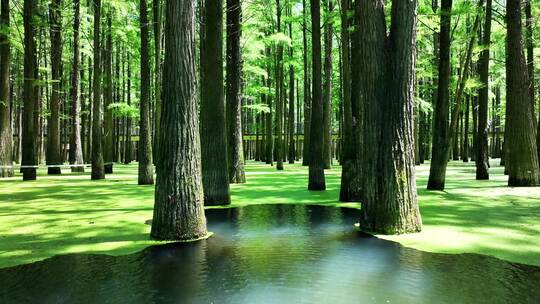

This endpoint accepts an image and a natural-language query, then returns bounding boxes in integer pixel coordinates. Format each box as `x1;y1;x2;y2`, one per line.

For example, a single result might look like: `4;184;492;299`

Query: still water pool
0;204;539;303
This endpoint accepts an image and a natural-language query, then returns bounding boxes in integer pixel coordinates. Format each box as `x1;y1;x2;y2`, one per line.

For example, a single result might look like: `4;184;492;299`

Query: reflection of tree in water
1;205;539;303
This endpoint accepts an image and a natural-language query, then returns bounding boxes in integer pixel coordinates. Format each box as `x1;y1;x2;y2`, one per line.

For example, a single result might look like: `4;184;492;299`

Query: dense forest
0;0;539;239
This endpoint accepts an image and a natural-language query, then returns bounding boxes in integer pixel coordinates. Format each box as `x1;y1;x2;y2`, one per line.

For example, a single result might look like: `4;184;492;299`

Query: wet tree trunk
308;0;326;190
22;0;37;181
322;0;334;169
427;0;452;190
476;0;491;180
103;15;114;174
47;0;63;175
0;0;12;177
91;0;105;180
505;0;540;186
69;0;84;173
199;0;230;205
226;0;246;182
138;0;154;185
302;0;311;166
151;0;208;241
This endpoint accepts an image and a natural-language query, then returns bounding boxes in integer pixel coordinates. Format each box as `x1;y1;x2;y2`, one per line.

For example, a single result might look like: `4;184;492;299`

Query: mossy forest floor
0;159;539;269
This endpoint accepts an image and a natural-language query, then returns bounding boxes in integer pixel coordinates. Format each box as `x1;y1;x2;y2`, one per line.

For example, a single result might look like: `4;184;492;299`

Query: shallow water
0;204;539;304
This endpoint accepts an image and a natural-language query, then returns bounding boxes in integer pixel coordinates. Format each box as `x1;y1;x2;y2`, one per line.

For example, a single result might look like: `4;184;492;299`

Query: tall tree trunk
200;0;230;205
427;0;452;190
138;0;154;185
226;0;246;182
91;0;105;180
308;0;326;190
124;53;132;164
463;94;470;162
22;0;37;181
322;0;334;169
103;15;114;173
288;12;295;165
274;0;284;171
0;0;12;177
339;0;357;201
476;0;492;180
47;0;63;175
151;0;208;241
505;0;540;186
85;57;92;162
265;44;274;166
153;0;162;163
69;0;84;173
302;0;311;166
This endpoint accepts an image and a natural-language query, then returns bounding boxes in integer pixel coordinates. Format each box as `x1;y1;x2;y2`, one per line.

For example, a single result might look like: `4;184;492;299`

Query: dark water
1;205;539;304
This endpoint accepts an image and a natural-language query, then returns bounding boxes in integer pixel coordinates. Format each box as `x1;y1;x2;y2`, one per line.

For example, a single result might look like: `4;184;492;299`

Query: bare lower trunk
151;0;207;241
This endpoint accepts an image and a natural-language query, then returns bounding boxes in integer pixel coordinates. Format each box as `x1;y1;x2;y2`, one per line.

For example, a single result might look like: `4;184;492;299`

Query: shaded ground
0;159;539;268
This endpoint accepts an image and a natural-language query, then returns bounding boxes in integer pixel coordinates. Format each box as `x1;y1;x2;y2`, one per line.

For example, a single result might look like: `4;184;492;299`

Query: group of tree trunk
0;0;538;240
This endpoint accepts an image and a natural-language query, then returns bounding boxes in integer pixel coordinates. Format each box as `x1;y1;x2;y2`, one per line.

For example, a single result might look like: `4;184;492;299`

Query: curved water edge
0;204;539;303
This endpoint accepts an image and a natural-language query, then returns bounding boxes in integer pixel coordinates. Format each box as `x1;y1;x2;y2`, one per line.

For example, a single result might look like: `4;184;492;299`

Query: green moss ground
0;160;539;269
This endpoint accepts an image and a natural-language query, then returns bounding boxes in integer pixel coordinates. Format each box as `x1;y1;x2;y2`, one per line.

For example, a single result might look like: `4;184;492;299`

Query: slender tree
200;0;230;204
47;0;63;175
0;0;12;177
91;0;105;180
69;0;84;173
151;0;208;241
427;0;452;190
476;0;492;180
287;9;295;164
226;0;246;183
22;0;37;181
103;15;114;174
153;0;162;162
505;0;540;186
322;0;334;169
339;0;357;201
308;0;326;190
275;0;284;170
138;0;154;185
302;0;311;166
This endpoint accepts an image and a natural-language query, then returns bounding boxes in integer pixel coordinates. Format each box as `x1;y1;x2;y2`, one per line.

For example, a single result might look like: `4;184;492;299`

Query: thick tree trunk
226;0;246;183
200;0;230;205
47;0;63;175
22;0;37;181
302;0;311;166
103;15;114;174
138;0;154;185
91;0;105;180
151;0;208;241
476;0;491;180
339;0;357;202
69;0;84;173
427;0;452;190
0;0;12;177
322;0;334;169
308;0;326;190
505;0;540;186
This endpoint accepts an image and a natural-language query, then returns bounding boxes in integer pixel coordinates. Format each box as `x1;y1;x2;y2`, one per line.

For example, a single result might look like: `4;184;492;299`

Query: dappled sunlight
0;160;539;268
